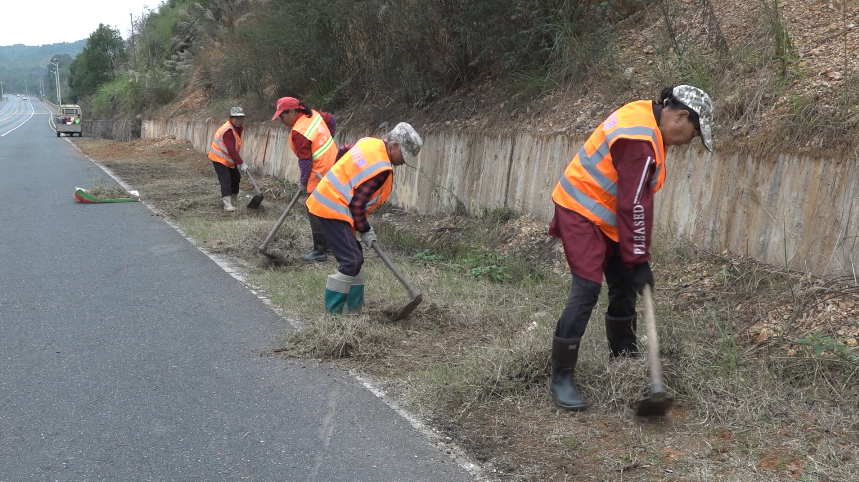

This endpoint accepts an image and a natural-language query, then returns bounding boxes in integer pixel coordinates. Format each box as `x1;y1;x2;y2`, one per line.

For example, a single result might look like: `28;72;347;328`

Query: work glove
360;227;377;248
300;183;308;194
630;262;654;295
239;163;249;173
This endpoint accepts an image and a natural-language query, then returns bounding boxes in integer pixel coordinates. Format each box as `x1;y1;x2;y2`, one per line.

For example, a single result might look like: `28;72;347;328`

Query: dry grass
76;136;859;482
86;179;136;199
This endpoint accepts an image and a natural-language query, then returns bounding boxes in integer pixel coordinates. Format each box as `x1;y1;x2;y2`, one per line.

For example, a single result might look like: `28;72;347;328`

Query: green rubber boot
346;272;365;314
325;272;353;314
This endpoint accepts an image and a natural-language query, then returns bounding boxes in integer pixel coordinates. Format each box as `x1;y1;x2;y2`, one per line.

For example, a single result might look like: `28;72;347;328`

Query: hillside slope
0;40;84;93
386;0;858;154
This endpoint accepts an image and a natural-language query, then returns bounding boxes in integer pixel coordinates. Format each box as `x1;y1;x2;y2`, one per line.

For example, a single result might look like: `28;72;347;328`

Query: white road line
47;109;56;131
0;107;35;136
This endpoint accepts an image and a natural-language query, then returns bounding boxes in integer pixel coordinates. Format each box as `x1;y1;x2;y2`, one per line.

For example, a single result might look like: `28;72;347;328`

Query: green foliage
91;73;143;116
130;0;193;70
795;332;859;366
91;70;181;117
45;0;642;114
463;252;513;283
196;0;635;110
413;249;444;264
68;24;128;102
0;41;83;95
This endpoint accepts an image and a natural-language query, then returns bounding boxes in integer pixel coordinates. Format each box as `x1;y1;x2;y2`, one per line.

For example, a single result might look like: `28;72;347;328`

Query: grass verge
78;137;859;481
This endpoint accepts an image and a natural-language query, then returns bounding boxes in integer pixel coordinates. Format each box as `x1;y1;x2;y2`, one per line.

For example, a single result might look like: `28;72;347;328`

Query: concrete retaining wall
142;117;859;277
81;119;140;141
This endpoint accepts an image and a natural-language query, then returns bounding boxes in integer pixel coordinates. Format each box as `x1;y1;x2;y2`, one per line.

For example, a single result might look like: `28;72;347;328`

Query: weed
795;332;859;366
464;252;513;284
760;0;797;75
413;249;444;264
708;305;740;376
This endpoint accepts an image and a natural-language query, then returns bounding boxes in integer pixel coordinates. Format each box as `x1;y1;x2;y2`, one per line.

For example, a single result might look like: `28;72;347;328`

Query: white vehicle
56;104;83;137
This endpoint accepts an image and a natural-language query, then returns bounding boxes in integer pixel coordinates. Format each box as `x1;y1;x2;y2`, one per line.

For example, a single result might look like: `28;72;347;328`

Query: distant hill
0;40;85;94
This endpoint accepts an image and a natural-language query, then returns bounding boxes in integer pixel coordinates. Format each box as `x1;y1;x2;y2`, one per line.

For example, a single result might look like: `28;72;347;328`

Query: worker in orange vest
549;85;714;410
305;122;422;314
207;107;249;212
271;97;338;261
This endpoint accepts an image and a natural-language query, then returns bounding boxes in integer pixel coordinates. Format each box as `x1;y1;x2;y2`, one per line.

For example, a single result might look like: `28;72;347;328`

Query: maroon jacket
549;138;656;283
223;125;245;166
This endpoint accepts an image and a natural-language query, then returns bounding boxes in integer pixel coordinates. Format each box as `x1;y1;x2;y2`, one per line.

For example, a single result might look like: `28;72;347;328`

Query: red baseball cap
271;97;300;121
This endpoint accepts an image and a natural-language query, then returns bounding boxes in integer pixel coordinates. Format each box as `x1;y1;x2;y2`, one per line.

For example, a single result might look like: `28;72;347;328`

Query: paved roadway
0;95;475;481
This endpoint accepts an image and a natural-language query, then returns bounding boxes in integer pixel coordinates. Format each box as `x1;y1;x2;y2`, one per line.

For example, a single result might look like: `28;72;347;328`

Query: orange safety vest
551;100;666;241
290;110;337;193
306;137;393;229
208;121;243;168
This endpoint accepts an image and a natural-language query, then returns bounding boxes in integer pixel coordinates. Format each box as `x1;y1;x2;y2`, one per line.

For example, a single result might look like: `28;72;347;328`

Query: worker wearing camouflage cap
306;122;423;314
548;85;714;411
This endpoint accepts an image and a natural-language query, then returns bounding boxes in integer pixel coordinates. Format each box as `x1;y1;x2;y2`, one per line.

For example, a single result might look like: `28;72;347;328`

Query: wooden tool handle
642;285;666;395
371;241;421;300
258;189;302;251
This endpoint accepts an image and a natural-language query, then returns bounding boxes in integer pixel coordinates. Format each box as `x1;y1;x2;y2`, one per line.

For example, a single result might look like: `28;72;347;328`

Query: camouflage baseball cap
672;85;714;152
230;106;245;117
389;122;423;157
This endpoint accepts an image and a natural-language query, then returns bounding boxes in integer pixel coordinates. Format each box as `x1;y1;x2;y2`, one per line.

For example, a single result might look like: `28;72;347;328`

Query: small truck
56;104;83;137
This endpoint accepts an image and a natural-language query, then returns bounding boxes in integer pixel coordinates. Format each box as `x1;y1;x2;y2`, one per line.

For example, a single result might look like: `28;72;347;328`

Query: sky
0;0;161;47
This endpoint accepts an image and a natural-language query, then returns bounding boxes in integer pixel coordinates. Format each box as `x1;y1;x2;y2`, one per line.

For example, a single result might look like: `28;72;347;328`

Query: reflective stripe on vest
298;114;335;161
290;110;337;193
208;121;242;167
306;138;393;228
552;100;665;241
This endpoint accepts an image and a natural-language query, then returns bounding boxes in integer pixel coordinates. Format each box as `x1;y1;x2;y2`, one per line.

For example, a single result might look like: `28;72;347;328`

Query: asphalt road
0;96;475;481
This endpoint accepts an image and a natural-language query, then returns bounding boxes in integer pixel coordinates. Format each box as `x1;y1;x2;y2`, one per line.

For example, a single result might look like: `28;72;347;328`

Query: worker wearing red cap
272;97;338;261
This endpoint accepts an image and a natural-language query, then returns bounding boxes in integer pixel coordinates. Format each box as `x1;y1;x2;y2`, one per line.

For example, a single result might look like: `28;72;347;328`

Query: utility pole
50;60;62;106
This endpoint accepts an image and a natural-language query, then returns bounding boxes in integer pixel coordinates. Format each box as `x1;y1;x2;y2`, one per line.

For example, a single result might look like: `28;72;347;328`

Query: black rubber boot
301;231;329;261
605;314;639;358
550;336;588;411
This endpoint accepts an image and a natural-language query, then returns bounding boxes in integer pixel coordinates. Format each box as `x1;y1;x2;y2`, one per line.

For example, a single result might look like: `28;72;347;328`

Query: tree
68;24;128;101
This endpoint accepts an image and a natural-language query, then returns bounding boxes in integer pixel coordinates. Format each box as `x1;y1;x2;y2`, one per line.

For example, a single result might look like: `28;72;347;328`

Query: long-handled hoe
370;240;422;321
635;285;674;417
245;169;264;209
257;188;303;260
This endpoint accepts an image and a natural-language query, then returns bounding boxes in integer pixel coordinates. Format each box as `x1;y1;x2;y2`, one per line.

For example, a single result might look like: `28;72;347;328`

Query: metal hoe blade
635;392;674;417
248;194;264;209
393;293;423;321
245;169;264;209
